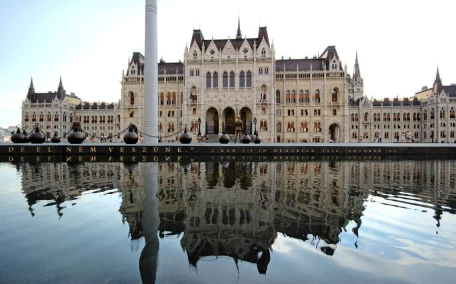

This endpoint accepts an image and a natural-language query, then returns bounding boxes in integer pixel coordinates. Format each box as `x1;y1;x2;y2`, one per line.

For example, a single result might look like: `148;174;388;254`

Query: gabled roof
348;98;360;106
158;62;184;75
28;92;58;103
276;59;324;72
372;99;382;106
382;98;392;106
190;26;270;51
412;97;421;106
444;86;456;97
320;46;343;71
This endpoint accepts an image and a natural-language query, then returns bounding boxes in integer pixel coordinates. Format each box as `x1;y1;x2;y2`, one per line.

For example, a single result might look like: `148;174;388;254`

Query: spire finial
236;16;242;39
355;50;359;64
58;76;63;89
29;77;34;89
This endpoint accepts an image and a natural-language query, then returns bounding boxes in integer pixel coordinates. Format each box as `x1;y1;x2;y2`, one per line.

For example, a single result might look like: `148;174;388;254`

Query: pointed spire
27;77;35;100
58;76;63;89
435;67;441;83
57;76;66;101
434;67;443;94
29;77;34;90
353;51;361;80
236;16;242;39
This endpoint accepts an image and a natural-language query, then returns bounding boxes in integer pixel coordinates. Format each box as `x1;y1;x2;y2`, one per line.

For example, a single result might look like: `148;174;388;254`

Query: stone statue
235;116;243;141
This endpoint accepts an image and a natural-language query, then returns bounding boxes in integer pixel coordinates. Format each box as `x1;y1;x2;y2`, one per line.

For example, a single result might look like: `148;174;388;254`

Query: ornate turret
236;17;242;39
433;68;443;94
351;51;364;101
56;76;66;100
27;77;35;100
353;51;361;80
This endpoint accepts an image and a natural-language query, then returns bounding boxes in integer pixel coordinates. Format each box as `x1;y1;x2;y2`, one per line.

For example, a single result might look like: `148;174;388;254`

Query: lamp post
198;117;201;138
253;117;257;136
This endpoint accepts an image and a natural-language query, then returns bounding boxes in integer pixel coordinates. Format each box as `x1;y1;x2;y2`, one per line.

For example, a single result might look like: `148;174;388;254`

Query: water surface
0;160;455;283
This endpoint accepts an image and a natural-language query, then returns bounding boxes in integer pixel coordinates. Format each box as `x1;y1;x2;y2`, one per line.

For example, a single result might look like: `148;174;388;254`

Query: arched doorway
329;123;340;142
223;108;235;134
205;107;219;134
239;107;253;134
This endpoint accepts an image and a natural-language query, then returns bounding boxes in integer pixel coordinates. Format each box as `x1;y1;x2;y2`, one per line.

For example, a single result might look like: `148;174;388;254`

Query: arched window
314;90;320;103
239;71;245;87
193;51;197;59
159;122;163;133
261;85;267;101
167;92;172;105
32;112;36;121
129;92;135;105
206;72;211;88
261;48;266;57
47;112;52;122
301;121;308;132
246;71;252;87
304;90;309;103
314;121;321;132
39;112;43;121
431;108;435;119
213;72;218;88
332;88;338;102
70;114;73;123
277;121;282;132
286;90;291;104
291;90;296;103
229;71;235;88
288;122;295;132
54;112;59;121
168;122;175;133
25;112;29;121
223;72;228;88
351;113;355;122
160;93;164;105
440;108;446;119
276;90;281;104
260;120;268;131
299;90;304;103
172;92;177;105
364;112;369;121
259;67;263;75
190;87;197;102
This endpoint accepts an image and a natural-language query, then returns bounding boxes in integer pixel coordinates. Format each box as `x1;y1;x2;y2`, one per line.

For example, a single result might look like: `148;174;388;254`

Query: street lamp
198;117;201;137
253;117;257;136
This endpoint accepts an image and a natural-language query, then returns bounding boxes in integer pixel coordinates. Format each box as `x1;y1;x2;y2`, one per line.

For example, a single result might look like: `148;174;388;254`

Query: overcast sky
1;0;454;128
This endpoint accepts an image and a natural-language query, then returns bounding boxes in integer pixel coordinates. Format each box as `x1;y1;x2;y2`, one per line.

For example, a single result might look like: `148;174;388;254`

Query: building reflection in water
18;159;456;277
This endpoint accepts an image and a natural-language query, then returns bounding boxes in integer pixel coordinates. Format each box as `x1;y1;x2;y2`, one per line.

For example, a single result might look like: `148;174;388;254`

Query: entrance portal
329;123;340;142
223;108;235;134
205;108;219;134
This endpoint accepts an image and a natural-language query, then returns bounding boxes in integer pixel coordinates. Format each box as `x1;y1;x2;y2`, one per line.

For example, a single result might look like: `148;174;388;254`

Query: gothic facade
22;23;456;143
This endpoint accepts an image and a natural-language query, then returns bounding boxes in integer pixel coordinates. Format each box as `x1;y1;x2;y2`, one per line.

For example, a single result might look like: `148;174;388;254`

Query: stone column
144;0;158;143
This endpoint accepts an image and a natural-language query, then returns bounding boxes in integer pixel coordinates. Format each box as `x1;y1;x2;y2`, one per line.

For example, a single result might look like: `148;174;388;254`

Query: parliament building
21;22;456;143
